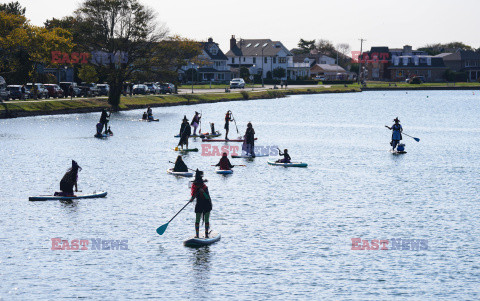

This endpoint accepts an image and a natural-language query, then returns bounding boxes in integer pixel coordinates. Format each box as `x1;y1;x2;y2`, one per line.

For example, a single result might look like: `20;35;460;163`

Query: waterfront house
310;64;348;80
225;35;310;80
436;50;480;81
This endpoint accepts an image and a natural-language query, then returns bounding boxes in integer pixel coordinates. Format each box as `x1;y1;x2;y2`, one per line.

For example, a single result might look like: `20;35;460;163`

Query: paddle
156;200;191;235
231;113;239;134
211;165;245;167
402;132;420;142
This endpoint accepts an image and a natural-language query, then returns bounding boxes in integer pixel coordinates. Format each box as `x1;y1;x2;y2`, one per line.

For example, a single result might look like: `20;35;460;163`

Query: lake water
1;91;479;300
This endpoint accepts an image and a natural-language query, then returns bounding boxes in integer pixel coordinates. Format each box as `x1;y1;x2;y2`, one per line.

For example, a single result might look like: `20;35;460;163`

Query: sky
16;0;480;53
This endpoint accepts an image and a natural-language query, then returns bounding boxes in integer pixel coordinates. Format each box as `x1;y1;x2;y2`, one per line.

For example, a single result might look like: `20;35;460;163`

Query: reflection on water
190;247;211;296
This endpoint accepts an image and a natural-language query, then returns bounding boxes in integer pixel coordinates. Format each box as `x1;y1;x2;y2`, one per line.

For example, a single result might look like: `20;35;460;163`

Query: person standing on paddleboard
385;117;403;150
191;112;201;135
224;111;233;140
245;122;256;157
58;160;81;196
173;155;189;172
216;152;234;170
189;170;212;238
99;108;111;133
147;106;153;120
178;115;191;150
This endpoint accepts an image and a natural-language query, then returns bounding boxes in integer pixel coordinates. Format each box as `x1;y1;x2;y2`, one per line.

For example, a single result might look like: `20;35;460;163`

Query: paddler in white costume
385;117;403;151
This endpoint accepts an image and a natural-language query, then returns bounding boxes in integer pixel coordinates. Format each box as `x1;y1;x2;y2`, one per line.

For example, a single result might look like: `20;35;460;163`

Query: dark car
144;82;160;94
97;84;110;96
132;84;149;95
59;82;81;97
158;83;174;94
6;85;26;100
44;84;64;98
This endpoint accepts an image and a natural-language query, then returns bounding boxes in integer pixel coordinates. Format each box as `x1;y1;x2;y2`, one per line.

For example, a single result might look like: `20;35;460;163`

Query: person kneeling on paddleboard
216;152;234;170
385;117;403;151
189;170;212;238
56;160;81;197
173;155;189;172
95;122;103;136
177;116;191;150
277;148;291;163
142;112;148;120
105;126;113;135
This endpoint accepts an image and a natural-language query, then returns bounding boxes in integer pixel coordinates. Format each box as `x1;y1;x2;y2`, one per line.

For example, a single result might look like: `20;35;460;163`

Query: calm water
1;91;479;300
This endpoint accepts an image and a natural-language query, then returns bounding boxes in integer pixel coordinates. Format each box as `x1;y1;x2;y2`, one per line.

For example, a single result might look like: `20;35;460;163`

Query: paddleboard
202;138;258;142
139;119;159;122
215;167;233;174
174;131;221;138
94;133;113;138
391;150;407;154
231;153;269;158
29;191;107;202
174;148;199;152
267;160;308;167
184;231;221;247
167;168;193;177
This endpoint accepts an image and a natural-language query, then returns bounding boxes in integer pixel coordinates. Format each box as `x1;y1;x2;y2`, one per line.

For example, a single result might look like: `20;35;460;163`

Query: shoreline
1;85;478;119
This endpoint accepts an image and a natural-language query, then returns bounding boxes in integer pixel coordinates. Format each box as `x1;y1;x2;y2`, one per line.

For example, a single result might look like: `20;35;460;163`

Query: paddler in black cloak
189;170;212;238
177;115;191;150
244;122;255;157
58;160;81;196
173;155;188;172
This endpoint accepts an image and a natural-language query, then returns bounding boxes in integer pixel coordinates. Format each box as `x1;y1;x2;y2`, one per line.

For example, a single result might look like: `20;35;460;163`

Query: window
246;43;251;48
243;57;246;62
273;57;276;64
232;58;235;63
279;57;286;63
253;57;256;64
264;57;267;64
254;43;259;47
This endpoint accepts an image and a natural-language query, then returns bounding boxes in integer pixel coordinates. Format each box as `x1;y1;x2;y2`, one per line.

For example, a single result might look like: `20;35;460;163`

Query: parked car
405;76;426;83
25;83;48;99
132;84;149;95
158;82;174;94
0;76;10;100
59;82;81;97
79;83;100;97
229;78;245;89
144;83;160;94
6;85;25;100
44;84;64;98
97;84;110;96
314;75;326;81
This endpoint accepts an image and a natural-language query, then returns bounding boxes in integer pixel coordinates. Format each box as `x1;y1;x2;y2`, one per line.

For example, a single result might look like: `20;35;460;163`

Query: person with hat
244;122;256;157
191;111;201;135
189;170;212;238
385;117;403;150
224;111;233;140
59;160;81;196
173;155;189;172
177;115;191;149
215;152;234;170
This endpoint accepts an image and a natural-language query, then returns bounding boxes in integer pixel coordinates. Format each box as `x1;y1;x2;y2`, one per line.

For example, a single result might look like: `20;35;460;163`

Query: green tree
78;64;99;83
272;67;286;79
239;66;249;80
0;1;26;15
297;39;316;53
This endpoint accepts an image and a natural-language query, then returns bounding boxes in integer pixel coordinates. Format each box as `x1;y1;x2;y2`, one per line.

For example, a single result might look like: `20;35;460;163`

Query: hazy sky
17;0;480;53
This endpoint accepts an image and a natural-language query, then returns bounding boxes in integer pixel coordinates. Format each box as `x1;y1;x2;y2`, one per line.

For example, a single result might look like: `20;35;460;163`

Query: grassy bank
0;86;360;118
346;81;480;90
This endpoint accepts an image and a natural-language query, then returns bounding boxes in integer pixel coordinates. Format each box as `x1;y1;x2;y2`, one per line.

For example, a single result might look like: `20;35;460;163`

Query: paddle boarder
245;122;255;157
385;117;403;150
191;112;201;135
105;126;113;135
99;108;111;133
142;112;148;120
173;155;189;172
58;160;81;196
224;111;233;140
277;148;291;163
216;152;234;170
189;170;212;238
147;106;153;120
177;115;191;149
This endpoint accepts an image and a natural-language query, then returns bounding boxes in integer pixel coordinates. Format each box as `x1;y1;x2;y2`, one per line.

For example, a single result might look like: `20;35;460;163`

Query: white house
225;35;310;80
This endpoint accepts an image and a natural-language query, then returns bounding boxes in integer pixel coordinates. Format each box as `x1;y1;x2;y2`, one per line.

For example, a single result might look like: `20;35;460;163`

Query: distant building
310;64;352;80
180;38;231;82
436;50;480;81
225;35;310;80
292;50;336;67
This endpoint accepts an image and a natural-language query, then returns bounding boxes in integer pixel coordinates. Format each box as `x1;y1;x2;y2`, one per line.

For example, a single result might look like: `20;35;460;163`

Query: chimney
403;45;412;54
230;35;237;50
208;37;213;43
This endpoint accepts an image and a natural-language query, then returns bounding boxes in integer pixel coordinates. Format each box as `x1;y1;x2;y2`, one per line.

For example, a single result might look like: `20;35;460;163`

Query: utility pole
358;38;366;84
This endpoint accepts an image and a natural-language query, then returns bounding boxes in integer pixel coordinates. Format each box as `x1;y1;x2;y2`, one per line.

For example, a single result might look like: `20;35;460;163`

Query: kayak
267;160;308;167
139;119;159;122
231;153;269;158
184;231;221;247
391;150;407;154
202;138;258;142
94;133;113;138
174;131;221;138
29;191;108;202
174;148;199;152
167;168;193;177
215;167;233;174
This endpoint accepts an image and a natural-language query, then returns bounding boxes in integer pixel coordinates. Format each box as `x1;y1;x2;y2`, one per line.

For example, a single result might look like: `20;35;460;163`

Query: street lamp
261;44;266;87
252;64;256;91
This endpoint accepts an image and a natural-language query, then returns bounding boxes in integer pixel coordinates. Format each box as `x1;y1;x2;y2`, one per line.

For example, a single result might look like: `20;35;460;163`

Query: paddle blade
414;138;420;142
156;222;169;235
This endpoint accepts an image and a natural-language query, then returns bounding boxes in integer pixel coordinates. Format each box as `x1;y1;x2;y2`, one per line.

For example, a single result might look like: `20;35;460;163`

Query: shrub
240;90;249;99
409;77;422;84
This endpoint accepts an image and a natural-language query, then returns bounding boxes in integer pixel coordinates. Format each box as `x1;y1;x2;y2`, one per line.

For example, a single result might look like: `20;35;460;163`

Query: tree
78;64;99;83
239;66;249;80
419;42;474;55
0;1;26;15
272;67;286;79
316;39;337;58
75;0;168;109
297;39;316;53
336;43;351;66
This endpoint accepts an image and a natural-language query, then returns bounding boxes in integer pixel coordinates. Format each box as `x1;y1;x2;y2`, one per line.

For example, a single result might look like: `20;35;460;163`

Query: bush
409;77;422;84
240;90;249;99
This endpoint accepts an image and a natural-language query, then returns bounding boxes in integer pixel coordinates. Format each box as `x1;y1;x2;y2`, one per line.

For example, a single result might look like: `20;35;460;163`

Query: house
225;35;310;80
310;64;349;80
436;50;480;81
292;50;336;68
361;45;447;82
180;38;231;82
